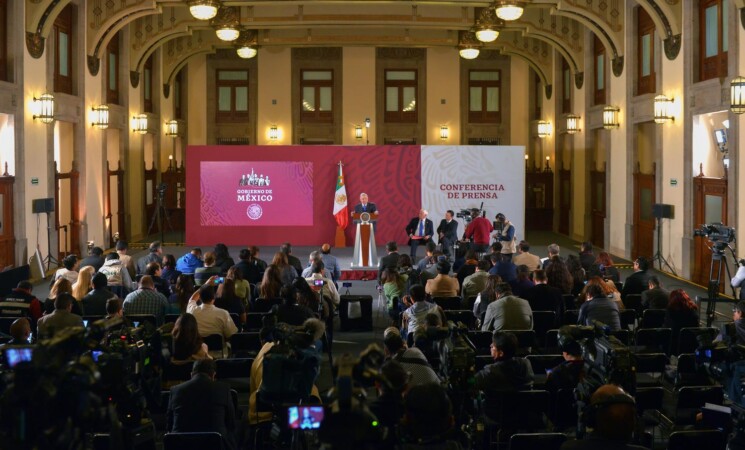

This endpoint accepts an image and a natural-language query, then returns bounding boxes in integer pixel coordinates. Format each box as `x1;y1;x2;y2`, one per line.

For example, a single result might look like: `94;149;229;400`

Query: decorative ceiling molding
496;31;553;88
25;0;69;58
87;0;160;60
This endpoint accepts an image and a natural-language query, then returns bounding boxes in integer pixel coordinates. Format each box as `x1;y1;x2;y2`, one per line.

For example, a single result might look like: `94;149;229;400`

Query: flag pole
335;161;347;248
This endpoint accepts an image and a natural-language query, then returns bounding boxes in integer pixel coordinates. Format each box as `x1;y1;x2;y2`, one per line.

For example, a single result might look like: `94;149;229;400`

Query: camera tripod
651;216;677;275
704;242;738;327
146;184;173;243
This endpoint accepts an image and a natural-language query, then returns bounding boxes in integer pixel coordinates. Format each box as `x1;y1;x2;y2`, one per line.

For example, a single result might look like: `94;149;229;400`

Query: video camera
560;322;636;436
455;202;485;224
694;223;736;249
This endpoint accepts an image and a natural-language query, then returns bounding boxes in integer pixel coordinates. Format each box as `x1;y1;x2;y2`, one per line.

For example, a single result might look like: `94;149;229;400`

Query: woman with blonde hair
44;277;83;316
72;266;95;301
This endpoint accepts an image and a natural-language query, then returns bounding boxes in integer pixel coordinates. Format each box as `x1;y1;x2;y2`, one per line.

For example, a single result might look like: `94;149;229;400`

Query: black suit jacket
437;219;459;242
621;270;650;300
378;252;401;282
287;254;303;274
405;218;434;245
168;374;236;448
523;283;564;321
354;203;377;214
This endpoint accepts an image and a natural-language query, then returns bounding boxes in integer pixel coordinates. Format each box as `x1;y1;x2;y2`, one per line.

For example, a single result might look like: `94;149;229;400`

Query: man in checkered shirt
122;275;169;325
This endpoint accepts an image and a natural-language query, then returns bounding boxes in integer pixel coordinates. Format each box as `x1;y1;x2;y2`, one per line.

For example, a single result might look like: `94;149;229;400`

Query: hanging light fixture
165;120;179;137
475;27;499;43
216;26;240;42
475;8;501;43
91;105;109;129
458;31;481;60
237;46;257;59
730;76;745;114
653;95;674;124
212;6;240;42
188;0;220;21
32;94;55;124
602;106;620;130
133;114;148;134
494;1;524;21
565;114;581;134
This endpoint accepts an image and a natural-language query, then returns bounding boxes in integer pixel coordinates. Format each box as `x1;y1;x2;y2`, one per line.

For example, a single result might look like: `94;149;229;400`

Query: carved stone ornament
292;47;342;60
130;71;140;89
574;72;584;89
612;56;624;77
25;32;45;59
664;34;681;60
163;83;170;99
376;47;426;60
545;85;553;100
87;55;100;76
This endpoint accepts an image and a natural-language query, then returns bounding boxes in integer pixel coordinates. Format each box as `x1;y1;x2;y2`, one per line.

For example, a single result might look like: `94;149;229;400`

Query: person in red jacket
464;208;493;253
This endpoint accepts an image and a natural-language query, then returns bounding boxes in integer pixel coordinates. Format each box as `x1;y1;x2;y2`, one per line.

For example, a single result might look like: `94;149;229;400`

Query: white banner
420;145;526;242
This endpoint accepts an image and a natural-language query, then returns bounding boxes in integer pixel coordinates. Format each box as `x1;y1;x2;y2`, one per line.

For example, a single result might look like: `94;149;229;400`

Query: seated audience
383;267;408;325
171;313;212;362
176;247;203;274
272;285;316;326
104;298;133;328
226;266;250;304
167;359;236;450
473;275;502;324
98;252;133;293
78;246;105;272
402;284;445;338
542;243;562;269
300;250;322;278
383;327;440;387
5;318;32;345
588;251;620;283
305;260;340;306
545;255;574;295
281;242;304;275
82;273;117;316
416;241;437;272
546;326;585;394
566;254;586;296
257;265;283;303
641;275;670;309
213;243;235;275
579;276;624;311
271;251;298;287
368;360;408;440
578;283;620;331
481;283;533;332
37;293;84;339
137;241;163;276
233;248;262;287
187;278;238;340
168;274;195;314
522;269;563;320
249;246;268;282
462;260;491;302
578;241;595;272
425;261;460;298
491;252;518;284
72;266;95;301
144;262;171;298
456;250;479;289
53;254;79;285
397;254;420;294
122;276;169;325
664;289;700;355
293;277;328;321
0;281;43;329
215;278;246;325
512;240;542;272
398;383;464;450
115;240;136;279
510;264;535;298
194;252;221;287
474;331;534;396
320;243;342;284
620;256;650;300
44;278;82;316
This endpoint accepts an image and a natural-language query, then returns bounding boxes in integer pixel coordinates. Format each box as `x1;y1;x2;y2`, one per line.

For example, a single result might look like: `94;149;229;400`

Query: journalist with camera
463;208;493;254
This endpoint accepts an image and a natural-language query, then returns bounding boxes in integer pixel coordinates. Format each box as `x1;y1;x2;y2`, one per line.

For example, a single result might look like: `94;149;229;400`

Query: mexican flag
333;164;349;229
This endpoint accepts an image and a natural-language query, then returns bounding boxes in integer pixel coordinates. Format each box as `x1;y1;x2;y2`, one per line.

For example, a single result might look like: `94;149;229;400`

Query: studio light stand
43;211;59;272
651;216;676;275
147;183;173;243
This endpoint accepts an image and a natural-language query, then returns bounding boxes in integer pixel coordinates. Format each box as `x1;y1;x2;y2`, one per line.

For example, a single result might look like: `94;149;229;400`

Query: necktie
363;204;366;211
418;220;424;236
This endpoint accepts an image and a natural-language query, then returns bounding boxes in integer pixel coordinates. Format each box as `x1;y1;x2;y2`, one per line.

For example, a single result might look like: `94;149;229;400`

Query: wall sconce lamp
440;126;449;141
544;155;551;172
269;125;278;141
133;114;148;134
536;120;551;138
364;117;371;144
165;120;179;137
33;94;55;124
91;105;109;129
565;114;580;134
354;125;363;140
731;76;745;114
602;106;620;130
653;95;674;124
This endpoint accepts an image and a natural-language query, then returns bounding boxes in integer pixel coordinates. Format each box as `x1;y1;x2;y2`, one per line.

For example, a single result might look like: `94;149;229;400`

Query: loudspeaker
32;198;54;214
652;204;674;219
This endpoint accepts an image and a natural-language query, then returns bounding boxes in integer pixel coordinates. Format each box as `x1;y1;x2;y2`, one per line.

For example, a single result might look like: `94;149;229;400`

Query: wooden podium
351;212;378;268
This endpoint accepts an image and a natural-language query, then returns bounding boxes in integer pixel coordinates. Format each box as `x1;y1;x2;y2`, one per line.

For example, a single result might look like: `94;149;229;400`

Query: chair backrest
678;327;718;355
433;296;462;311
624;294;643;315
635;353;668;374
503;329;537;353
203;334;224;352
544;329;559;350
640;309;666;329
245;312;266;331
125;314;157;327
677;386;724;409
164;361;193;382
508;432;567;450
230;332;262;357
532;311;557;341
215;357;253;380
526;354;563;374
229;313;241;329
444;310;476;329
561;294;576;311
635;328;672;355
465;295;478;311
252;297;281;313
611;329;631;345
551;388;578;429
562;310;579;326
619;309;637;330
467;330;494;353
163;432;224;450
667;429;726;450
487;390;550;429
635;387;664;413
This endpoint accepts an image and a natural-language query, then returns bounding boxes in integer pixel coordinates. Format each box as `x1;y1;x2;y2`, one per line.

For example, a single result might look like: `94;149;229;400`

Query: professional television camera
0;318;166;450
455;202;485;224
693;223;739;326
559;323;636;437
696;325;745;401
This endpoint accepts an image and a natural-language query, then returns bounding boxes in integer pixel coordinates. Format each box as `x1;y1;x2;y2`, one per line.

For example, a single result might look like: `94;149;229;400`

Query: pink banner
186;145;421;247
199;161;314;226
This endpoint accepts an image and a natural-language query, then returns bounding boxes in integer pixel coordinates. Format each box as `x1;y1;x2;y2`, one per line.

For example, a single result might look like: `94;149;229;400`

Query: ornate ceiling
24;0;683;94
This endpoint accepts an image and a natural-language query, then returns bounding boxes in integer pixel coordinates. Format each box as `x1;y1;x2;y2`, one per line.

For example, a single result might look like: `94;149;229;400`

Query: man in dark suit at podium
406;209;434;258
436;210;459;258
353;193;377;215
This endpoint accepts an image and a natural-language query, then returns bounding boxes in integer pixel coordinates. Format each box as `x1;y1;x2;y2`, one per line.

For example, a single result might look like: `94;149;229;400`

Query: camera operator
383;327;441;387
368;360;409;440
732;260;745;301
561;384;645;450
492;213;516;260
463;208;493;253
474;331;534;395
546;327;585;394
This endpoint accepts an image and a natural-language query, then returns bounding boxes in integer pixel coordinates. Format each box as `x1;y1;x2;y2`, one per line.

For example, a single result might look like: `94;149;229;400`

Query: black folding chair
503;329;537;355
544;329;560;351
667;429;726;450
619;309;637;330
532;311;557;345
624;294;643;315
563;309;579;326
674;353;714;388
245;312;266;331
508;432;567;450
634;353;668;387
635;328;672;355
467;331;494;356
433;296;462;311
445;310;476;329
204;334;225;357
215;358;253;393
230;332;262;358
675;386;724;425
639;309;666;329
678;327;718;355
561;294;577;311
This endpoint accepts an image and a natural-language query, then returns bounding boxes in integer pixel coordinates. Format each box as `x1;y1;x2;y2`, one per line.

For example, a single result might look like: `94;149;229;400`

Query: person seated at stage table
271;251;298;287
378;241;401;283
437;209;459;258
213;243;235;275
280;242;304;275
176;247;203;275
406;209;434;259
320;243;341;284
426;261;459;299
352;192;377;214
194;252;222;287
